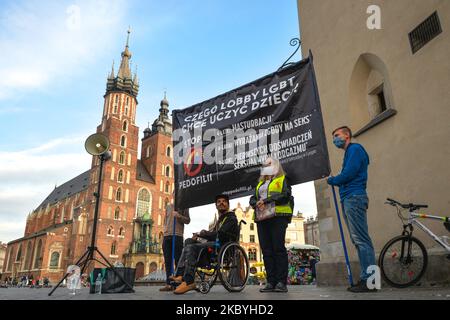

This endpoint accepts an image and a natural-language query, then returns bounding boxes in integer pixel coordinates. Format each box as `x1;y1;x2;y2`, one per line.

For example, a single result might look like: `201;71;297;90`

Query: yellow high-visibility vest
254;175;293;218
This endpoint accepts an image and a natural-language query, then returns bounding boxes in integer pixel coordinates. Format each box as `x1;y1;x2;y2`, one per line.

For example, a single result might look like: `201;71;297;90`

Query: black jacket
200;211;239;244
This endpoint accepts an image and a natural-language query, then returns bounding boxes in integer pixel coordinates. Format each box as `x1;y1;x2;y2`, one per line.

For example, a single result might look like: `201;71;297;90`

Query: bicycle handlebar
386;198;428;209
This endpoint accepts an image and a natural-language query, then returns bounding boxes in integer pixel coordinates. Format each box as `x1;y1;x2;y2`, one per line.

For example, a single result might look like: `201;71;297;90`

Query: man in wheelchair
173;194;239;294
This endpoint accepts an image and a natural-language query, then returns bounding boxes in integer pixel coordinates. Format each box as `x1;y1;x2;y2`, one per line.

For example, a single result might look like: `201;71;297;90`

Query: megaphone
85;133;110;156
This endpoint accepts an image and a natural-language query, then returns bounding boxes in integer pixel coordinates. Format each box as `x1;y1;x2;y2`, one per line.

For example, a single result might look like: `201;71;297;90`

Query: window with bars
409;11;442;54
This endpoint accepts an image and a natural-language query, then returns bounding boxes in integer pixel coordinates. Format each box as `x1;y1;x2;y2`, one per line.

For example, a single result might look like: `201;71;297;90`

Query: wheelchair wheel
218;242;249;292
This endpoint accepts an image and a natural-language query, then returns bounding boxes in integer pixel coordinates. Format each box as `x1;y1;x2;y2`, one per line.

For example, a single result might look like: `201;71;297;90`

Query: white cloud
0;106;32;114
0;0;128;99
0;135;92;243
0;222;26;244
0;133;319;243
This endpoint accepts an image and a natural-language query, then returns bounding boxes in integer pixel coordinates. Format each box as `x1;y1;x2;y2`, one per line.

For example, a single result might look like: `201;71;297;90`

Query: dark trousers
162;235;184;284
176;238;215;285
257;216;290;285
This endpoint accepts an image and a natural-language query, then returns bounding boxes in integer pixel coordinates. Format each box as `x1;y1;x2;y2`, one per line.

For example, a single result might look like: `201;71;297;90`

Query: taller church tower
89;29;140;263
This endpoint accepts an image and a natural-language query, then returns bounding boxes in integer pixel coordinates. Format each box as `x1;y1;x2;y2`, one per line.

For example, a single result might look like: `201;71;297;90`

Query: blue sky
0;0;317;242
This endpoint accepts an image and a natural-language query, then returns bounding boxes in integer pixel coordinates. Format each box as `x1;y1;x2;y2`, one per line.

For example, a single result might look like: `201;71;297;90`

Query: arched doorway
135;262;144;280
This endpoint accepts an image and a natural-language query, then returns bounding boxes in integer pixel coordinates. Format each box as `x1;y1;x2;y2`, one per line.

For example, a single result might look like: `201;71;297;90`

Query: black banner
172;53;330;209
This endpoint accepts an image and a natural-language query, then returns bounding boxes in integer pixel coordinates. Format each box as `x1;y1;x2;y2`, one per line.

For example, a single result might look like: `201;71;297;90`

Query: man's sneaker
259;283;275;293
348;280;377;293
274;282;288;293
173;282;196;295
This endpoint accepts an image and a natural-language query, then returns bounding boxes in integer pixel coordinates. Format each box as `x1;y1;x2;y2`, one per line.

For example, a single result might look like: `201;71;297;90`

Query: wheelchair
194;220;250;294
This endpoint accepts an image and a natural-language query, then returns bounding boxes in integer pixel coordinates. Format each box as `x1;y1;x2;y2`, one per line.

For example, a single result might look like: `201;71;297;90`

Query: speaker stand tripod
48;152;134;296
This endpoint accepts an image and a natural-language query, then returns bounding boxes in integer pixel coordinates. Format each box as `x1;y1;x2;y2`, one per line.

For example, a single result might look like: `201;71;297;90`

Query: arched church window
49;252;60;269
137;189;151;218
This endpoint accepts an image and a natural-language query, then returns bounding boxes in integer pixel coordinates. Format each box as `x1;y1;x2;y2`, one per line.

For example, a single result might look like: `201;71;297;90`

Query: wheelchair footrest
196;267;215;275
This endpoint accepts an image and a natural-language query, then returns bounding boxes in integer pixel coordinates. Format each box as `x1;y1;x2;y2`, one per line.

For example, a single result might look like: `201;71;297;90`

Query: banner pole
331;185;354;287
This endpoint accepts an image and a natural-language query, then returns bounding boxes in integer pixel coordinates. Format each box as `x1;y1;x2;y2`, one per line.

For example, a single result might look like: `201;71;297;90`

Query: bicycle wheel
379;235;428;288
218;242;249;292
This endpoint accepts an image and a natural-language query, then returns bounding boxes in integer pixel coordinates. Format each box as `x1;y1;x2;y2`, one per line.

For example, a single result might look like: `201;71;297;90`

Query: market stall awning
286;243;319;250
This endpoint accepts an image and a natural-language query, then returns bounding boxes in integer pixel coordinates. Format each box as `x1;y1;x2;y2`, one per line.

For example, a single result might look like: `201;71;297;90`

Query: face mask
333;136;346;149
261;164;278;176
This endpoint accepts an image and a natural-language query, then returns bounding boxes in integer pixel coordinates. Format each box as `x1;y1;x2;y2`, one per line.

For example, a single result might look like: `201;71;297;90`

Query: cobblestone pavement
1;285;449;300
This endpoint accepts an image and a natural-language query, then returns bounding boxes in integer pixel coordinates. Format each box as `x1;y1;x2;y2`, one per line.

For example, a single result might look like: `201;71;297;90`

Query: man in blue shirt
327;126;377;293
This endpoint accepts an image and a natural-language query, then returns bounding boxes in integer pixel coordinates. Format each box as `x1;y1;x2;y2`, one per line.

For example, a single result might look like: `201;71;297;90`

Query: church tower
89;28;140;263
140;93;174;239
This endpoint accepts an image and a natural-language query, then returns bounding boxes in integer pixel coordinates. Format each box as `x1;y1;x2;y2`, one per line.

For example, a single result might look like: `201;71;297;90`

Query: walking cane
331;185;354;287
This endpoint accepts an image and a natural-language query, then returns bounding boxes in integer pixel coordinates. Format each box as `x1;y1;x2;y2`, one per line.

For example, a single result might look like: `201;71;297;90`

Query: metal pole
171;208;176;275
331;185;354;287
89;154;105;251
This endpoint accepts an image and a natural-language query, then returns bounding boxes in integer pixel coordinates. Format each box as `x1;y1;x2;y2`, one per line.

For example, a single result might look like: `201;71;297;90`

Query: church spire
117;27;132;79
126;25;131;47
133;64;139;84
105;27;139;97
150;92;172;135
108;60;115;79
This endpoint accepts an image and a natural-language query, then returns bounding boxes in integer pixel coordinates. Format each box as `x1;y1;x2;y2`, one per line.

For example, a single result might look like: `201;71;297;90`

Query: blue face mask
333;136;346;149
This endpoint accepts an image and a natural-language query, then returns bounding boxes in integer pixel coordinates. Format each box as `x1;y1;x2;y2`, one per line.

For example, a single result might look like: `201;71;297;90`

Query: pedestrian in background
159;204;190;292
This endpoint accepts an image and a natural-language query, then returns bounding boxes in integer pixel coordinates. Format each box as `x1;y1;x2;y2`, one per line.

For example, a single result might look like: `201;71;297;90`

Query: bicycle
379;198;450;288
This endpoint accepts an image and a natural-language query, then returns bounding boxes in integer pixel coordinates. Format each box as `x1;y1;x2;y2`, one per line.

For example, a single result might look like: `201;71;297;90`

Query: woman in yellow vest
249;157;294;293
